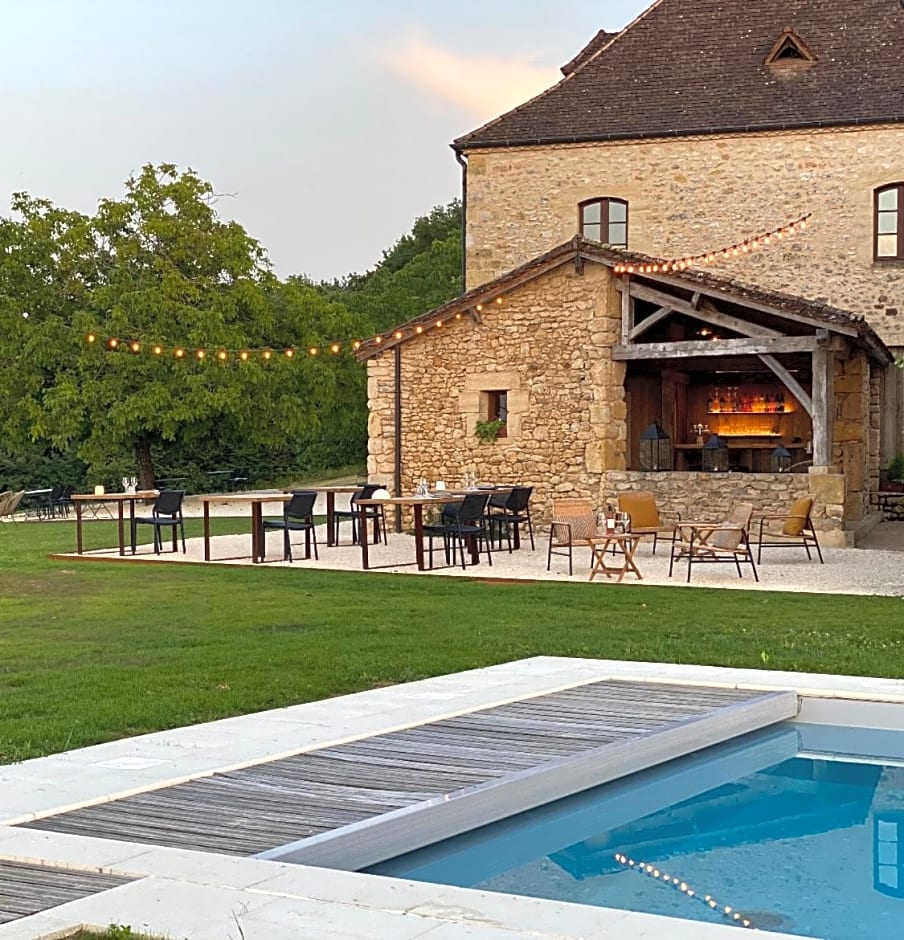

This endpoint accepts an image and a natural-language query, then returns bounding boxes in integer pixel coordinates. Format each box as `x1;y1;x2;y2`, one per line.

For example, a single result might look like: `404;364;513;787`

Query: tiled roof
560;29;617;76
454;0;904;150
357;237;891;365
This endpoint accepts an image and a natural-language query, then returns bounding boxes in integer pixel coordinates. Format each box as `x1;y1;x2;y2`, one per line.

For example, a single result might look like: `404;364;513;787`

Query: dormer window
876;184;904;261
579;197;628;247
765;27;817;67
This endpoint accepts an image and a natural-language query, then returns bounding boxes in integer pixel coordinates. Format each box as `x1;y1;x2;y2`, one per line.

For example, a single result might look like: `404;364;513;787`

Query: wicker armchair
546;497;600;576
755;496;823;564
669;503;758;583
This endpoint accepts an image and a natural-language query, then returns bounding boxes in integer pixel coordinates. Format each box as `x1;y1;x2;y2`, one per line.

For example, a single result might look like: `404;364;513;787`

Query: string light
613;213;811;275
614;855;753;929
80;292;513;360
83;332;357;362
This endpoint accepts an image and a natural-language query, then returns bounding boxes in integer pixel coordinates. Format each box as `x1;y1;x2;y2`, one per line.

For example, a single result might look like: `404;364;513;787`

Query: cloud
376;31;560;121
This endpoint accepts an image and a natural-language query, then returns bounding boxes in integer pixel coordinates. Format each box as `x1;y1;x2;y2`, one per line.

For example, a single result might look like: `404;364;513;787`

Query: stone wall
603;469;846;547
463;124;904;346
368;263;621;518
366;259;856;546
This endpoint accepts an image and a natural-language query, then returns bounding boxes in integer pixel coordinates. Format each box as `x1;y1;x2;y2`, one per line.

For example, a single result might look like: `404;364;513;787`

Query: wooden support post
620;276;633;344
812;345;834;467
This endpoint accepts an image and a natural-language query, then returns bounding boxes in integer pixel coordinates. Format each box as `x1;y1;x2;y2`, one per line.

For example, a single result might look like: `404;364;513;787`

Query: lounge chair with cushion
616;491;680;554
755;496;823;564
669;502;758;583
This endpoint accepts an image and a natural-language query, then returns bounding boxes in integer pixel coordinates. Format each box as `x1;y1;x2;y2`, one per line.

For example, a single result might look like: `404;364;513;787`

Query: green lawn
2;518;903;764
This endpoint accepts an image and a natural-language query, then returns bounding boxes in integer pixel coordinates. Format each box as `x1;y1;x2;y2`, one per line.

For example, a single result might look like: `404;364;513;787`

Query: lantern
702;434;729;472
639;421;672;471
771;445;792;473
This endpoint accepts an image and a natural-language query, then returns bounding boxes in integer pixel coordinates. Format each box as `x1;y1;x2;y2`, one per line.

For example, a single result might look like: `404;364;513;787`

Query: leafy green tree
315;200;463;334
0;164;362;488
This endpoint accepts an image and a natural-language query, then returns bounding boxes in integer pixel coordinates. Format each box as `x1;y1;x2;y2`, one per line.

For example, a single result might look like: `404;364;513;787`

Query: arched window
579;197;628;247
876;184;904;260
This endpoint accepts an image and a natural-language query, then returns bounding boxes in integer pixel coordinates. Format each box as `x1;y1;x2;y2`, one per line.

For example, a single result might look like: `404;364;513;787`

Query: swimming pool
368;722;904;939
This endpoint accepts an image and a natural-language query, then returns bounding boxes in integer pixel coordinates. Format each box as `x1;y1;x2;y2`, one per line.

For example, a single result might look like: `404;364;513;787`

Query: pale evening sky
0;0;649;281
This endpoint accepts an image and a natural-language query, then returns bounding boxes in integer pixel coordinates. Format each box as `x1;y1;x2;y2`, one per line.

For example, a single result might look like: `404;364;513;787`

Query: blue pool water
367;723;904;939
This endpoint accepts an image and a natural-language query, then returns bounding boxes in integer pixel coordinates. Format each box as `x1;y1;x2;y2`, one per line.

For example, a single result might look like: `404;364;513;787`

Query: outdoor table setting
354;490;464;571
353;478;520;571
199;492;292;563
22;488;53;520
588;531;644;582
70;488;159;555
298;485;370;546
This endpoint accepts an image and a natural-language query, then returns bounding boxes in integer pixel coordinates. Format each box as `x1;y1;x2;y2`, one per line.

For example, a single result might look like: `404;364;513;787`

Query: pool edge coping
3;657;902;939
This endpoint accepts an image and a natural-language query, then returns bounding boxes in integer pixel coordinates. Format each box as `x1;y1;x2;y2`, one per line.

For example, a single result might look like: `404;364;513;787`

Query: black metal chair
487;486;535;551
48;484;68;518
332;483;387;545
261;490;318;562
131;490;186;555
423;492;492;569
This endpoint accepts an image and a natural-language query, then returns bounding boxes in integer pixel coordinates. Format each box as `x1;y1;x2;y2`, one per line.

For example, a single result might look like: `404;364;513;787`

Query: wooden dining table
70;491;159;556
199;493;292;563
302;485;370;546
354;495;464;571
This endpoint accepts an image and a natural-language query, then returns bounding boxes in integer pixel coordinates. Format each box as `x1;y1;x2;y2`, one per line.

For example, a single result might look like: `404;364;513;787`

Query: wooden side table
588;533;643;582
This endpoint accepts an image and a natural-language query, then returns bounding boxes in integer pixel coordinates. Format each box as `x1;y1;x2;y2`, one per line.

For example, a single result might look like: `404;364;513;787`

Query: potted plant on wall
474;419;506;443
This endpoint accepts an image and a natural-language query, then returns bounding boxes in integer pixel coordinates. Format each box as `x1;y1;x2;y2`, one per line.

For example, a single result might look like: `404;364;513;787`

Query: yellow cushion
618;492;659;529
782;497;813;537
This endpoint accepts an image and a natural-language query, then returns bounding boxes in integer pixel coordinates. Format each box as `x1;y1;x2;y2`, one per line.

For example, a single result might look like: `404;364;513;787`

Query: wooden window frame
578;197;629;248
486;390;508;437
875;183;904;262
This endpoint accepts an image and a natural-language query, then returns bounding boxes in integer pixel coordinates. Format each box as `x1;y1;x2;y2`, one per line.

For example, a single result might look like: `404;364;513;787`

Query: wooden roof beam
612;335;832;360
622;281;784;337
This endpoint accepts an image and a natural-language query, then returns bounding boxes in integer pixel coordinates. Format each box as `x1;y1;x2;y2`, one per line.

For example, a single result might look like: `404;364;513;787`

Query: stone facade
463;125;904;347
367;260;858;546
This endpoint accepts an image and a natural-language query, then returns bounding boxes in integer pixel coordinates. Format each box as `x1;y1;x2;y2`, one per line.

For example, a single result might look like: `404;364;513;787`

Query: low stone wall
602;468;847;547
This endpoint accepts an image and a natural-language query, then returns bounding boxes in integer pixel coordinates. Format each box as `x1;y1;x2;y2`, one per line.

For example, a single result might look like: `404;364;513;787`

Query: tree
315;200;463;334
0;164;363;488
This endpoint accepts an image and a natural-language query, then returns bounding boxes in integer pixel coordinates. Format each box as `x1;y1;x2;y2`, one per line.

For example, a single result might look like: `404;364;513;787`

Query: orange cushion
618;492;659;529
782;497;813;537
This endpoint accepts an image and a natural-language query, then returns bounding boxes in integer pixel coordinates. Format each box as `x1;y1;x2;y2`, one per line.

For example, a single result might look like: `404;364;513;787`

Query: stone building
359;0;904;546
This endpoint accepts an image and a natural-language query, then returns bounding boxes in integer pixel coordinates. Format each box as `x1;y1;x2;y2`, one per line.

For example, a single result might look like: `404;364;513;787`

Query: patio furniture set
65;482;822;584
547;492;823;583
0;485;77;521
